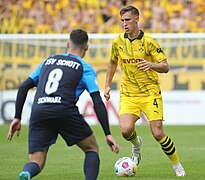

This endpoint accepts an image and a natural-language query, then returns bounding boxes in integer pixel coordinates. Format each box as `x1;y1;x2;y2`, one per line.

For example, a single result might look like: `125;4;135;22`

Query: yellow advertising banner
0;36;205;90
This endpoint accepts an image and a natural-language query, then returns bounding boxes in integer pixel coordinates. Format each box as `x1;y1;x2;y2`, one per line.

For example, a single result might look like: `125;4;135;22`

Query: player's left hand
136;58;152;71
106;135;119;154
104;86;111;101
7;118;21;141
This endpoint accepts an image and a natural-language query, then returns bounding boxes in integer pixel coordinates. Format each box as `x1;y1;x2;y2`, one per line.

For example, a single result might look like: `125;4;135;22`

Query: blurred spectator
52;9;69;33
165;0;183;18
80;3;99;33
151;0;169;32
0;1;18;33
169;10;186;32
98;0;124;33
0;0;204;34
198;12;205;32
34;13;52;33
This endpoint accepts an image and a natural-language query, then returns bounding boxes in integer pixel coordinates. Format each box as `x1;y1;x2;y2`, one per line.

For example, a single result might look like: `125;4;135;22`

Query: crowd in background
0;0;204;34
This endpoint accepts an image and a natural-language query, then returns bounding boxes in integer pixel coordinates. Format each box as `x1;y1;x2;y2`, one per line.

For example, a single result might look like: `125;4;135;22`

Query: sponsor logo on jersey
122;58;141;64
45;58;81;69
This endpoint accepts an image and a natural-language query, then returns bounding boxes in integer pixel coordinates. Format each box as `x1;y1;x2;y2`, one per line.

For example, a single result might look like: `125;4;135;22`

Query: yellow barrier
0;34;205;90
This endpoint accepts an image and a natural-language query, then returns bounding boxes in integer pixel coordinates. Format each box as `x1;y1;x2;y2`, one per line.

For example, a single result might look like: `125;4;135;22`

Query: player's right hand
7;118;21;141
106;135;119;154
104;86;111;101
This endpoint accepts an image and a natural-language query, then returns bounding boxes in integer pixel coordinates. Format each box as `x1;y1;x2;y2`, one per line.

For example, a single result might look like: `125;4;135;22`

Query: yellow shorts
119;94;164;121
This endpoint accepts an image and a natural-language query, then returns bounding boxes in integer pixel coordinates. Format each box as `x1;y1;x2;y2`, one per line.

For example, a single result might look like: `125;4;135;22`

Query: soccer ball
114;157;137;177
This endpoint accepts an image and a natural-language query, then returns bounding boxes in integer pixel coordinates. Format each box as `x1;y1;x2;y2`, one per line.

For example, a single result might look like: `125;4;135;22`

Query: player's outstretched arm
90;91;120;153
106;134;119;154
104;59;118;101
8;77;35;141
7;118;21;140
14;77;35;119
91;92;111;135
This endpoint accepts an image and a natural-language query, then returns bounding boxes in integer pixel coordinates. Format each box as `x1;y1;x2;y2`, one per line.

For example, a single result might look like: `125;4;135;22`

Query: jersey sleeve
76;62;99;98
110;37;120;62
82;66;99;93
148;38;167;63
29;60;45;85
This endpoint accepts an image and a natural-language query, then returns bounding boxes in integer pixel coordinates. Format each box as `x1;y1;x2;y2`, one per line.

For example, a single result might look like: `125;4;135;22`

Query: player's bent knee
77;135;99;153
152;131;165;141
120;128;133;139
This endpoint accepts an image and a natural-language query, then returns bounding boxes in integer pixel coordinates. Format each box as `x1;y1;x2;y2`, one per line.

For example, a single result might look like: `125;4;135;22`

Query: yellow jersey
110;30;167;97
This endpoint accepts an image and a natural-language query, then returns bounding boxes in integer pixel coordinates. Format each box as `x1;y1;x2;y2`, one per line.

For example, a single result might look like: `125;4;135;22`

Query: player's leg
145;94;186;177
150;120;177;161
119;113;142;165
59;115;99;180
18;151;47;180
77;134;100;180
150;120;186;177
119;96;142;165
18;119;57;180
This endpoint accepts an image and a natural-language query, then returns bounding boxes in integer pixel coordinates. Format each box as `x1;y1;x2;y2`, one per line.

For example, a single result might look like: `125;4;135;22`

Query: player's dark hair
120;5;139;16
70;29;88;48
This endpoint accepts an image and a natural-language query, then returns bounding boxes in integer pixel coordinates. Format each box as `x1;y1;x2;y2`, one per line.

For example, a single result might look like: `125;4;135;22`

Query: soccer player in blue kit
7;29;119;180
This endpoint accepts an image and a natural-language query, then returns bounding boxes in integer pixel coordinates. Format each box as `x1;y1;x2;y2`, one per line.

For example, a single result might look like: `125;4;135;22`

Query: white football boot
131;136;142;166
173;163;186;177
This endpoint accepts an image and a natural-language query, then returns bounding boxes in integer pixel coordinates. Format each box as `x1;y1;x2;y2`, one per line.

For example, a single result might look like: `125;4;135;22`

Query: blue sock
22;162;40;178
84;151;100;180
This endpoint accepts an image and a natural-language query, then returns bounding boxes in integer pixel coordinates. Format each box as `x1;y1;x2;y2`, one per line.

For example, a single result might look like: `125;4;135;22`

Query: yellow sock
125;130;137;145
158;135;179;164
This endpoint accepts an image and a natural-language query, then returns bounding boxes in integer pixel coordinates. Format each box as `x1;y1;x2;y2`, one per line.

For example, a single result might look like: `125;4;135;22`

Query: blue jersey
29;53;99;120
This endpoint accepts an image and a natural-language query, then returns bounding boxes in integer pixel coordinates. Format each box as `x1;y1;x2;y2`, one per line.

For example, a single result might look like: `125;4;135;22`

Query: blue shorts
28;114;93;154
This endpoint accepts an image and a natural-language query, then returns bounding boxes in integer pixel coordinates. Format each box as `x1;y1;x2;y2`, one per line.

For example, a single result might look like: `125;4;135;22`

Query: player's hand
7;118;21;141
137;58;152;71
106;135;119;154
104;86;111;101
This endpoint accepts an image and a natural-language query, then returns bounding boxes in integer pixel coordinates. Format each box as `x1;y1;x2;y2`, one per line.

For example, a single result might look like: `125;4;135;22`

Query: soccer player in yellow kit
104;5;186;177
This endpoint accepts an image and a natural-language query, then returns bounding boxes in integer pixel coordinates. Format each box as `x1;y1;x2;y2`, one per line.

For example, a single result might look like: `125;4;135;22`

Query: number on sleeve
45;68;63;95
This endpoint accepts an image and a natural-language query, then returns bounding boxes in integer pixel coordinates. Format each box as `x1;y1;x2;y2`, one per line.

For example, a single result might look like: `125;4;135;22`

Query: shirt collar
124;30;144;42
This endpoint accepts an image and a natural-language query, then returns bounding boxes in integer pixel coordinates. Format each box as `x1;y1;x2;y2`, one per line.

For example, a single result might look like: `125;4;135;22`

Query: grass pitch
1;125;205;180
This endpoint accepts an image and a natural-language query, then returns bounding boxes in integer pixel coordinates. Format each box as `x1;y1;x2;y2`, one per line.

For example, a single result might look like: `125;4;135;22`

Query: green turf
1;124;205;180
